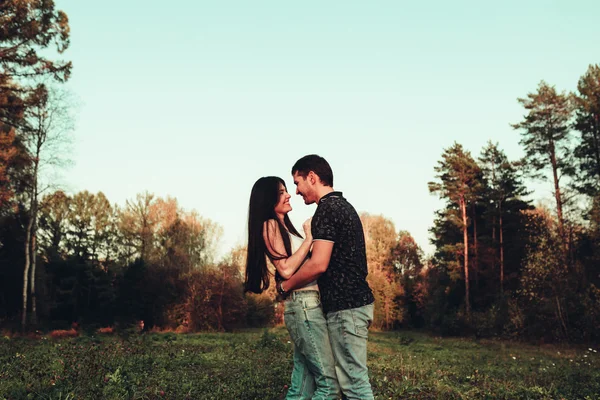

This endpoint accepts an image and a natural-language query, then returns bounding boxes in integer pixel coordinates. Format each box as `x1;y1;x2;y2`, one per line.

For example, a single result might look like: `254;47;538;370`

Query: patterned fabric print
312;192;375;314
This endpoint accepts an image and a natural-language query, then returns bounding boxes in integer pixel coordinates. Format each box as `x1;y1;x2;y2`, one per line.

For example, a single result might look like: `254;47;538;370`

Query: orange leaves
49;328;78;338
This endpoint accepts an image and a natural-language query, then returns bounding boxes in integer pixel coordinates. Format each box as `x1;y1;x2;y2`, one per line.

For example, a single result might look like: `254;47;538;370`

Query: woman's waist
285;288;319;302
291;281;318;292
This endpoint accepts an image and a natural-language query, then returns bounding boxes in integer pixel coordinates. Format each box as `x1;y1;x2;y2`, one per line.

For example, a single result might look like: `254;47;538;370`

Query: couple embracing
245;154;375;400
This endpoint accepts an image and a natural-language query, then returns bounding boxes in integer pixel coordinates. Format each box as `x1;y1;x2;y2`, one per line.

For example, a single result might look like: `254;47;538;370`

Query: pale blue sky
55;0;599;258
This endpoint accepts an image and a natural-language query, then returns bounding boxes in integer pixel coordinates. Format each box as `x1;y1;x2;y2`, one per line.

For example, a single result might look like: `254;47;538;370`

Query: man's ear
308;171;317;185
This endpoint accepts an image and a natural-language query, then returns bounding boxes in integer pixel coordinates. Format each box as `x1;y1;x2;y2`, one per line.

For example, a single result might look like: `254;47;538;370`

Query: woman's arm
263;219;312;280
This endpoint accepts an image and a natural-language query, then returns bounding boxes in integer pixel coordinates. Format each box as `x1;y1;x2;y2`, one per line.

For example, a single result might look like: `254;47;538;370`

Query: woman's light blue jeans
284;291;340;400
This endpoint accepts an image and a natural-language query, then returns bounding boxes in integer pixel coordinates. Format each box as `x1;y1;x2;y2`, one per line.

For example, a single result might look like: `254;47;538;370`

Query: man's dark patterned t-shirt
312;191;375;314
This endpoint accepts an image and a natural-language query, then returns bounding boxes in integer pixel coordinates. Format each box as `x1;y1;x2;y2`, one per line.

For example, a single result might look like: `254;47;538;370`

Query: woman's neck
276;214;285;227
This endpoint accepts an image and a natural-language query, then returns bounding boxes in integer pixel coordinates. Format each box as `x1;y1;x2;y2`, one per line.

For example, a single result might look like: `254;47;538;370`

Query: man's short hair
292;154;333;187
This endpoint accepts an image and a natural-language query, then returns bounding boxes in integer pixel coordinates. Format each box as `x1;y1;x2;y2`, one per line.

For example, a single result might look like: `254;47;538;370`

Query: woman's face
273;183;292;217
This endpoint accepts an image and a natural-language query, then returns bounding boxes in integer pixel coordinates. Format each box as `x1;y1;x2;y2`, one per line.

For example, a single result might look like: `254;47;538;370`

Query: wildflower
512;356;516;360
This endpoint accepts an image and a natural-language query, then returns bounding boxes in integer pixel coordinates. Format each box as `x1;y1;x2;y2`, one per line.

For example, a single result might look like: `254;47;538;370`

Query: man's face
293;171;316;205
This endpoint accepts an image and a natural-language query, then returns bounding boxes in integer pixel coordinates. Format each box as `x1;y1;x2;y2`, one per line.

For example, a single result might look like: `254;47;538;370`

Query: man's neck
316;186;334;203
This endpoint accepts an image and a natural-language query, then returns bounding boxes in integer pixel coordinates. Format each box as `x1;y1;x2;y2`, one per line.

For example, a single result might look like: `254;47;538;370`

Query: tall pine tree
512;81;573;248
429;143;483;319
573;64;600;196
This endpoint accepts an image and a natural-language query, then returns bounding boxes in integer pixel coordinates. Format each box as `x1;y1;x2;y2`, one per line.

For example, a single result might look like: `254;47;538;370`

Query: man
278;154;376;400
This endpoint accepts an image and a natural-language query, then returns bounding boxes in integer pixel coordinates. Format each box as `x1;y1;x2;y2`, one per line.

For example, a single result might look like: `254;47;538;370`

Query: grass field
1;328;598;399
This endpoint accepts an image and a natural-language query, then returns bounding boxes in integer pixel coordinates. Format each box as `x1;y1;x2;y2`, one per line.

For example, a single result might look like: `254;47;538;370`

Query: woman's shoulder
263;219;282;236
263;219;278;229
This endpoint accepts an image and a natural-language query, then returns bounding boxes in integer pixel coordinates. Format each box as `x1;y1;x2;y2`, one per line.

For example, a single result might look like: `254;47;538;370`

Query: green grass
368;331;599;399
1;328;598;399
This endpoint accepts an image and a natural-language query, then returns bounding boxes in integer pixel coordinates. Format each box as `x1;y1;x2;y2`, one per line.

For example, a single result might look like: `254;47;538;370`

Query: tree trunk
472;204;479;291
568;224;576;274
461;197;470;319
499;202;504;294
30;217;38;326
217;267;226;331
22;216;33;330
492;214;496;272
555;296;569;340
491;159;497;274
385;296;390;330
549;142;565;241
28;150;40;327
594;115;600;183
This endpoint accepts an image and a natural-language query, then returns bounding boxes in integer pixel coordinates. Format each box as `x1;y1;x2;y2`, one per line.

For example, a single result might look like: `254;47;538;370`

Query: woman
245;176;339;400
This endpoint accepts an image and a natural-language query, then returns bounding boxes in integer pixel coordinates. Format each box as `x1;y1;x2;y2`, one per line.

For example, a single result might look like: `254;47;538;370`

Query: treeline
333;68;600;343
0;189;251;330
421;69;600;343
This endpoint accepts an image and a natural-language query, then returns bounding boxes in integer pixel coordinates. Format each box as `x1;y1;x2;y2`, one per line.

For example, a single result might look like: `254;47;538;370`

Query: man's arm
281;240;333;292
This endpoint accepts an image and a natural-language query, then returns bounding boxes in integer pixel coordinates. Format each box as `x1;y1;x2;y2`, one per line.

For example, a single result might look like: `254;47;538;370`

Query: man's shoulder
318;193;348;210
324;196;356;217
314;198;342;222
312;202;330;223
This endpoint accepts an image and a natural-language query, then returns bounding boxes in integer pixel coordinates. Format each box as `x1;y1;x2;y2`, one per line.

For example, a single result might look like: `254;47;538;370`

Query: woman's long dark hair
244;176;303;294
